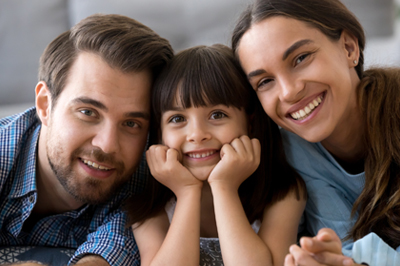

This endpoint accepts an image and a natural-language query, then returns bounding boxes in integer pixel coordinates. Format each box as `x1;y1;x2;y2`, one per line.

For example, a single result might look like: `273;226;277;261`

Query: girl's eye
80;109;95;117
210;111;227;120
169;115;185;123
295;53;310;65
125;121;139;128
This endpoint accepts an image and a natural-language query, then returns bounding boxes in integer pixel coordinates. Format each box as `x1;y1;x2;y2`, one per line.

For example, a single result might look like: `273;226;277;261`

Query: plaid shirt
0;107;147;265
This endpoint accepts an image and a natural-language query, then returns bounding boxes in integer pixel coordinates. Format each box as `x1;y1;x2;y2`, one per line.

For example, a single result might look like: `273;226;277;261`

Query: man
0;14;173;265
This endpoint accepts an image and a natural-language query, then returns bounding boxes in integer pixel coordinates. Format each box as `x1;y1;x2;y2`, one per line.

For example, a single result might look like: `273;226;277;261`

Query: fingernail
343;259;354;266
304;238;313;247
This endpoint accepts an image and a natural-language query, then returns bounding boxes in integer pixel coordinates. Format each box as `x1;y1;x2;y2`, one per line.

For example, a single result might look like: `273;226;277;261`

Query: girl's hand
285;228;357;266
208;135;260;190
146;145;203;196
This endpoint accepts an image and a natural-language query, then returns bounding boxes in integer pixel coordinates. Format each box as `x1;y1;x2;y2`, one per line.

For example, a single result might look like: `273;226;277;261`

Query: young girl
127;44;306;266
232;0;400;265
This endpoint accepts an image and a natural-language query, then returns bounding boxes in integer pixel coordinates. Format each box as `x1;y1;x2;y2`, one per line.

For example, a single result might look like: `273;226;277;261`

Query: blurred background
1;0;400;118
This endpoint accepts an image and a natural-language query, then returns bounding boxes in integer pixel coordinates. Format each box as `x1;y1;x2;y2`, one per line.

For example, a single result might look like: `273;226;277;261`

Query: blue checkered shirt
0;107;147;265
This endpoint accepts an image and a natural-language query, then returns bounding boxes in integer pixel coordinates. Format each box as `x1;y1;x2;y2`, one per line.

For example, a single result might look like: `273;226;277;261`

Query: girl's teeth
189;151;215;158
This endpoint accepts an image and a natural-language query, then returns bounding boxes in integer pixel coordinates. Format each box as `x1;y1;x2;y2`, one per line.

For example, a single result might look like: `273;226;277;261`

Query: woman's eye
257;78;273;91
125;121;139;128
80;109;95;117
295;53;310;65
169;115;185;123
210;111;227;120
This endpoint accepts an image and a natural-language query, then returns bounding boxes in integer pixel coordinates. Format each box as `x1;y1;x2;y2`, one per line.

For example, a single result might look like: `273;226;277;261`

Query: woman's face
237;16;360;143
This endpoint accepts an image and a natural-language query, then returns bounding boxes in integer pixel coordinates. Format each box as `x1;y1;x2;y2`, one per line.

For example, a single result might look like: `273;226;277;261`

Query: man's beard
47;144;132;205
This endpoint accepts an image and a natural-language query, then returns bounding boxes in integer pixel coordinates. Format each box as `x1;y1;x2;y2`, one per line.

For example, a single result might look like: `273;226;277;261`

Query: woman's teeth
290;95;323;120
188;151;216;158
81;159;111;171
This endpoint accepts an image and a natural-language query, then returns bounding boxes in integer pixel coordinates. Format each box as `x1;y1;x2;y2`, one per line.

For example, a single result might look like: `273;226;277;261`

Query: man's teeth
82;159;111;170
290;95;323;120
188;151;216;158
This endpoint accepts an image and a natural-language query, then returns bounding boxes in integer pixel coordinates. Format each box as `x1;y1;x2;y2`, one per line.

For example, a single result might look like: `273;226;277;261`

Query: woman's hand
146;144;203;196
208;135;260;190
285;228;360;266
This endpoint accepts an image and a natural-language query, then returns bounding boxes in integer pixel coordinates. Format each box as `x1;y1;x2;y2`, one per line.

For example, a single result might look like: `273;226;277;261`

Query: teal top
281;129;400;265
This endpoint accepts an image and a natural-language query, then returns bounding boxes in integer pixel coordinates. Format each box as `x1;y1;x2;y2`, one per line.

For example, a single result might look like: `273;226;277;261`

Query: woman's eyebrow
247;39;314;81
282;39;314;60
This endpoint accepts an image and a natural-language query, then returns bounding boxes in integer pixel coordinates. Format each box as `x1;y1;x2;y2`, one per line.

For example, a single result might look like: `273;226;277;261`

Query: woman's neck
321;100;366;174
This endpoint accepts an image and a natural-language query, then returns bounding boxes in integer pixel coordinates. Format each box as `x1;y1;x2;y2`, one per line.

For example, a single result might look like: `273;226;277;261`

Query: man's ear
35;81;52;126
341;30;360;67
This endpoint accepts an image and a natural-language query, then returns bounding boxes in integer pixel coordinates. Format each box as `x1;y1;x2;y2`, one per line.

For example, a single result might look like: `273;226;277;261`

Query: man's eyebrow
282;39;313;61
125;111;150;121
72;97;150;120
71;97;107;111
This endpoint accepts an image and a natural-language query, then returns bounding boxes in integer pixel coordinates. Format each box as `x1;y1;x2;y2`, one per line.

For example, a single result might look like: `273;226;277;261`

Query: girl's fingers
300;236;342;254
289;244;323;266
313;252;355;266
166;148;180;164
230;136;247;155
251;138;261;164
284;254;296;266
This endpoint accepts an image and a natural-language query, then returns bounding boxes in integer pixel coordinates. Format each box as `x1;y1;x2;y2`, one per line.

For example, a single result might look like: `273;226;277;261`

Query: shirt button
29;195;35;203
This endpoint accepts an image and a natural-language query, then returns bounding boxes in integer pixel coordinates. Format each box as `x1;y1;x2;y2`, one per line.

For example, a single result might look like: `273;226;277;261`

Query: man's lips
79;158;114;170
78;158;116;179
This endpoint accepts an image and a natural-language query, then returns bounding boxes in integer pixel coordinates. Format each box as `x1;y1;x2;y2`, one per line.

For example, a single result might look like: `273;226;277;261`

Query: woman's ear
35;81;52;126
341;30;360;67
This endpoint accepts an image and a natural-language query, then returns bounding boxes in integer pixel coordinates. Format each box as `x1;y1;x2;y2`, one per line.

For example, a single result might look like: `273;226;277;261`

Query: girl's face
161;100;248;181
237;16;360;143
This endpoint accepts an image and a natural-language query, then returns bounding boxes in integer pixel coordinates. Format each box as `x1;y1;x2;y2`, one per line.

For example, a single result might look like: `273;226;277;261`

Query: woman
232;0;400;265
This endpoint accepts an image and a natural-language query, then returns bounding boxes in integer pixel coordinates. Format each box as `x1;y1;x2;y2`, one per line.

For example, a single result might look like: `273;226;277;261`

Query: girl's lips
185;149;218;159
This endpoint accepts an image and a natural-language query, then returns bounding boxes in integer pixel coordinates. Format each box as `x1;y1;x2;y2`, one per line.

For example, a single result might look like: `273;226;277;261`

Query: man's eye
169;115;185;123
80;109;94;116
126;121;139;128
210;111;226;120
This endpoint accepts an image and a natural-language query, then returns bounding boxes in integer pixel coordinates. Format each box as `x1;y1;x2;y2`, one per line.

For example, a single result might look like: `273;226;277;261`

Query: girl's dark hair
127;44;305;226
232;0;400;248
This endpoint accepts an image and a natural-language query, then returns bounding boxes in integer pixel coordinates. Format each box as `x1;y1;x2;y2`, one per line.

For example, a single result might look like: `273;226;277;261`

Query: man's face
43;52;151;204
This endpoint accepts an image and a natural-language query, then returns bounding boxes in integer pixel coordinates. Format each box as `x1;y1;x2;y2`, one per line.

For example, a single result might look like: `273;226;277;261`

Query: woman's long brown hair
232;0;400;248
351;67;400;248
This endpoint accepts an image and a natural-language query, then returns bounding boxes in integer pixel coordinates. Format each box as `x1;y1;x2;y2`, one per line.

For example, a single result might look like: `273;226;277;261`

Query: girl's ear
35;81;52;126
341;30;360;67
